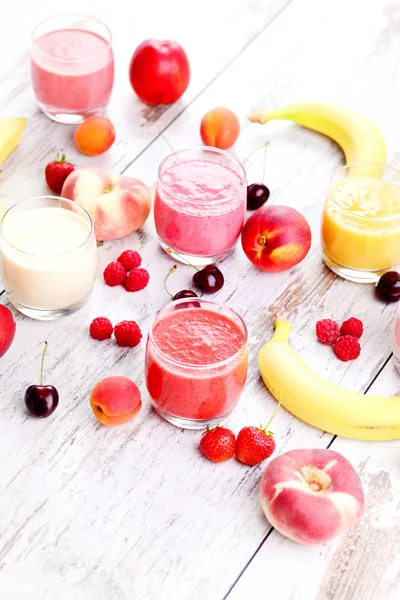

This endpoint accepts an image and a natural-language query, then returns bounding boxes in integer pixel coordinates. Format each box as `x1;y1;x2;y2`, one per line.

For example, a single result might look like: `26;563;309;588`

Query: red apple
61;168;151;241
241;205;311;272
260;448;365;545
0;304;16;357
129;39;190;105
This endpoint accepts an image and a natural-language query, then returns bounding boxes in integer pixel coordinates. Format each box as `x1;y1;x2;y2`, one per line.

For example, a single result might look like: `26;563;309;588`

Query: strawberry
45;153;75;194
235;427;276;465
200;425;236;463
236;400;280;466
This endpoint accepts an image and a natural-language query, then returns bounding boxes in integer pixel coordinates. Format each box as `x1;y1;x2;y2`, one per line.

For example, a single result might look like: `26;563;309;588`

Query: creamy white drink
0;199;97;318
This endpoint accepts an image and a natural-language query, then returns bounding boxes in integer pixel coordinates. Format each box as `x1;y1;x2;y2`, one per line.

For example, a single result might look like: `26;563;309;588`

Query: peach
200;107;240;149
90;376;142;425
0;304;16;357
260;448;365;545
241;205;311;272
74;116;115;156
61;167;151;241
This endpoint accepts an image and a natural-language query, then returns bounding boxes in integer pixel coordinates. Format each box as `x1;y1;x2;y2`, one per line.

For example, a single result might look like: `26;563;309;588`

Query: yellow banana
258;317;400;441
248;102;386;177
0;117;27;167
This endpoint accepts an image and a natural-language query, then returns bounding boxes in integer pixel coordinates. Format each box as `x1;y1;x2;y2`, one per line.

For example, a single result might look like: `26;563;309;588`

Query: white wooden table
1;1;400;598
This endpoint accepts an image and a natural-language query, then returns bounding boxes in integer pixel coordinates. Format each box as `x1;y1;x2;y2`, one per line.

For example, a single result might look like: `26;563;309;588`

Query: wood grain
1;0;400;599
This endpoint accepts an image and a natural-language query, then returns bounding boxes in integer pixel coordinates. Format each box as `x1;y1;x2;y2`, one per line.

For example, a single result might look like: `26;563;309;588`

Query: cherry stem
166;248;200;271
243;141;269;183
40;342;48;386
264;395;282;430
164;264;177;297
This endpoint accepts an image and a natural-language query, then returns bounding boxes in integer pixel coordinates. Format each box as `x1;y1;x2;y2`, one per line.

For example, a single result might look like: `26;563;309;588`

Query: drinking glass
31;14;114;123
154;147;247;266
0;196;98;320
145;298;248;429
321;163;400;283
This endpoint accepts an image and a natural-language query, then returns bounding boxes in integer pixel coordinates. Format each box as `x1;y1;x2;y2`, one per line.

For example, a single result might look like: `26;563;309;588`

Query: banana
248;102;386;177
0;118;27;167
258;317;400;441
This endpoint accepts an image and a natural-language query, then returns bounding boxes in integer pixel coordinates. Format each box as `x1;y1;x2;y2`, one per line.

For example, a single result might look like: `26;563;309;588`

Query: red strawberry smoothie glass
154;148;247;266
31;15;114;123
145;298;248;429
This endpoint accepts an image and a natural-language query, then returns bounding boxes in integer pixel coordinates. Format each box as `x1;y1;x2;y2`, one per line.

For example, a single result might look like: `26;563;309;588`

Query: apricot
200;107;240;149
90;376;142;425
74;116;115;156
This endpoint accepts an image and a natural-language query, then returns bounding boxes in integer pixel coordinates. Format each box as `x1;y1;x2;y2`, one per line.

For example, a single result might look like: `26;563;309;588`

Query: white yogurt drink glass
0;196;98;320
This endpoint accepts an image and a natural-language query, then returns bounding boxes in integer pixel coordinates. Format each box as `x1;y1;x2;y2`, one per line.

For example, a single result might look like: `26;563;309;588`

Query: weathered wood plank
1;0;400;598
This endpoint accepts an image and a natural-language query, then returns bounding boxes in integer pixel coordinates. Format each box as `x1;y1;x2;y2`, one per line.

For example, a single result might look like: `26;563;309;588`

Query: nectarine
0;304;16;357
90;376;142;426
200;107;240;149
74;116;115;156
260;448;365;544
241;205;311;272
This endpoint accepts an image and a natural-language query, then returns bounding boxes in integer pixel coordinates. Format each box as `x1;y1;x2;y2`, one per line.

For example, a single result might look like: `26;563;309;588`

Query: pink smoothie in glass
31;28;114;114
154;154;246;259
145;306;248;424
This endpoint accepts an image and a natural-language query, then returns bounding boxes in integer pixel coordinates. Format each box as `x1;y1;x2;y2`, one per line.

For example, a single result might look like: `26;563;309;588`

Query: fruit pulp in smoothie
322;177;400;271
31;28;114;113
1;207;97;310
154;159;246;257
145;307;248;421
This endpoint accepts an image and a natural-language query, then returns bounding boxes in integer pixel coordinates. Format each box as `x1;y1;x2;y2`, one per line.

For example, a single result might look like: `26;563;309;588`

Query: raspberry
124;268;150;292
118;250;142;271
334;336;361;362
104;262;126;287
90;317;113;341
114;320;142;347
315;319;340;345
340;317;363;340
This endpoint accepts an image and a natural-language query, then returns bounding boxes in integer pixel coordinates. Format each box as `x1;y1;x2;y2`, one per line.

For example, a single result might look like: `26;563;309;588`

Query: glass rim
148;298;248;370
0;196;94;257
31;14;113;65
157;146;247;206
328;162;400;222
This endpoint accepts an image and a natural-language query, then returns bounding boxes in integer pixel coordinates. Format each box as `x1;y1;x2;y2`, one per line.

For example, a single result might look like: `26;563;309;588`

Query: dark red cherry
24;342;59;418
247;183;270;211
173;290;198;300
25;385;59;418
376;271;400;302
193;264;224;293
172;289;200;308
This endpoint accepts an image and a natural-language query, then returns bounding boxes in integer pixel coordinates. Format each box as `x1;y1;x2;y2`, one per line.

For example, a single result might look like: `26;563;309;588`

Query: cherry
173;290;198;300
193;264;224;293
172;289;200;309
25;342;59;418
247;183;270;210
244;141;270;210
376;271;400;302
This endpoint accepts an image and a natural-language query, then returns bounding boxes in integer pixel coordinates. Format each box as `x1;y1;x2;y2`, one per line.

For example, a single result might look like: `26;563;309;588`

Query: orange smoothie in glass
321;167;400;282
